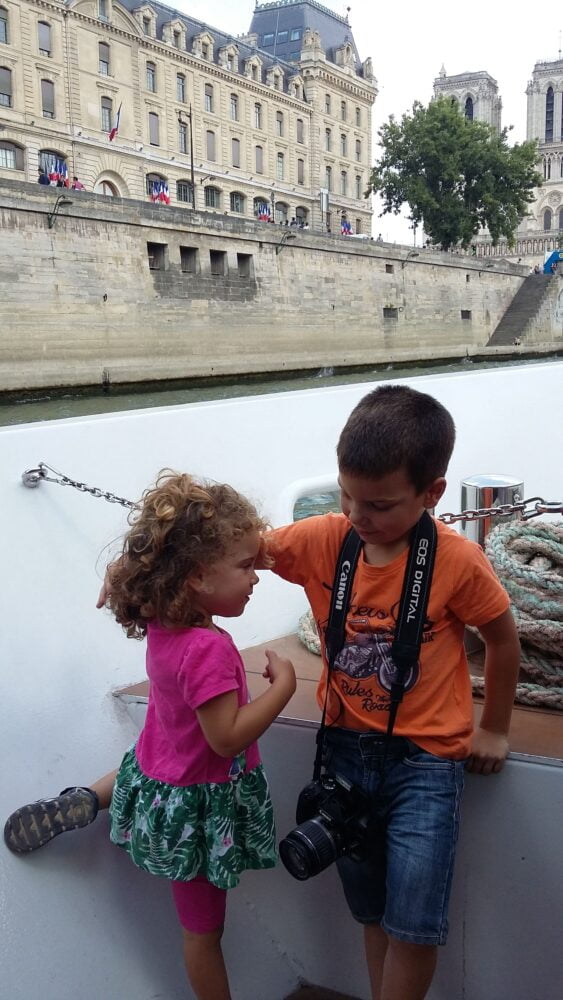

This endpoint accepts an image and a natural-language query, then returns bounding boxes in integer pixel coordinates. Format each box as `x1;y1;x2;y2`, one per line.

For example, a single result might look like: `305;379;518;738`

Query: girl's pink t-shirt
135;624;260;786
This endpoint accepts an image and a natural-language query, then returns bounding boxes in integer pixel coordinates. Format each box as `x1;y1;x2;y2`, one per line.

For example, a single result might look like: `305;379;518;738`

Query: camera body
279;772;372;881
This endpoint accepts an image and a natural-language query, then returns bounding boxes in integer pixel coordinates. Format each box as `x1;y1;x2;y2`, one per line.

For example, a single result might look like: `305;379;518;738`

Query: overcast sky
175;0;562;241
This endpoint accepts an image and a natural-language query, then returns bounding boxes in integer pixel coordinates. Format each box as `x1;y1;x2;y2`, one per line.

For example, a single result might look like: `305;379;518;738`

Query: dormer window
143;16;150;34
98;0;108;22
0;8;8;45
202;42;209;59
173;31;180;48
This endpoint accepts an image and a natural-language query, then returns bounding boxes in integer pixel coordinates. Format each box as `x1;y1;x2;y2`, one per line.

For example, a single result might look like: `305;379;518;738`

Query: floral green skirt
109;745;278;889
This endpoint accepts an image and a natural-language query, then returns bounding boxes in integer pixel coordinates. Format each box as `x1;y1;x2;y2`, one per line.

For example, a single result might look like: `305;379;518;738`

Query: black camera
279;773;372;881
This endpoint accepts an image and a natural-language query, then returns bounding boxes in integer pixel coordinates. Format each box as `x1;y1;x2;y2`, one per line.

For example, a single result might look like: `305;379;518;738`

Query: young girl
4;472;296;1000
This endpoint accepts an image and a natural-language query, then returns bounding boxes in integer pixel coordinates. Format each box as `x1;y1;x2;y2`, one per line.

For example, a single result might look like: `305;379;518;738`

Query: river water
0;357;550;427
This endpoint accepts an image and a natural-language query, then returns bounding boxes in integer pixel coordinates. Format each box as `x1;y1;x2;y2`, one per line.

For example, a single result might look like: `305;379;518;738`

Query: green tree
368;97;541;251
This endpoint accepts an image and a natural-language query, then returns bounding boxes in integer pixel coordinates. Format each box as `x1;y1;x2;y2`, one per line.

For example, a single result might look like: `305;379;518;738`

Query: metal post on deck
460;473;525;547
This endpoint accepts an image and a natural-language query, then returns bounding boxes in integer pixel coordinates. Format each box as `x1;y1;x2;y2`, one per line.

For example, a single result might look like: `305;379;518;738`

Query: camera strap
312;510;437;781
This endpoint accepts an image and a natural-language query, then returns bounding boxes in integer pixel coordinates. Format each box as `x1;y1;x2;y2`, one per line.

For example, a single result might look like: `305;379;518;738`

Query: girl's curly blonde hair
107;470;270;638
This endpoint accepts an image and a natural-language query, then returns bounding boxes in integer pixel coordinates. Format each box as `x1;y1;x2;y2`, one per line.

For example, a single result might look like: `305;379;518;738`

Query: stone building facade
433;67;502;133
0;0;376;231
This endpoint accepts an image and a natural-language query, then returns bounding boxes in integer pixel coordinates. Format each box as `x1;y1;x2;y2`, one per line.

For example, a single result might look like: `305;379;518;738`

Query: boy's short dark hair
337;384;456;493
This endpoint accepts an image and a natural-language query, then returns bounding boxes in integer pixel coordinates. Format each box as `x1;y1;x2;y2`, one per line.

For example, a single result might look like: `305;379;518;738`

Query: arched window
231;137;240;167
148;112;159;146
340;133;347;155
230;191;244;213
176;73;185;102
464;96;473;120
545;87;554;143
255;144;263;173
276;151;284;180
295;205;308;224
296;118;304;143
177;179;194;203
254;102;262;129
41;78;55;117
101;96;112;133
325;128;331;151
94;179;118;196
146;172;166;197
254;196;270;220
0;8;8;44
146;61;156;92
204;185;220;209
543;208;552;231
275;200;288;223
355;174;362;199
340;170;347;195
99;41;110;75
206;129;215;160
0;64;11;106
204;83;213;113
38;21;51;56
0;140;23;170
39;148;66;177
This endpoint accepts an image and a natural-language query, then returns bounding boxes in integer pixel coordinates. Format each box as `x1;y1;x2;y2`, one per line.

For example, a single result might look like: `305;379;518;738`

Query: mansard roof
249;0;364;74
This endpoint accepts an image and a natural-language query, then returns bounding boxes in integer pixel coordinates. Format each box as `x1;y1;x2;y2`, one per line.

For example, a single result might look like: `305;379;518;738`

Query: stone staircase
487;273;553;346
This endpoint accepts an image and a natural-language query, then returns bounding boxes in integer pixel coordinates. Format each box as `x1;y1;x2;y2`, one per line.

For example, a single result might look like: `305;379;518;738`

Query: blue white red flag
109;103;122;141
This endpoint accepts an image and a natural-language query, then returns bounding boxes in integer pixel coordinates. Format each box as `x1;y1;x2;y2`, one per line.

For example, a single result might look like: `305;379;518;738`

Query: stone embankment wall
0;179;534;392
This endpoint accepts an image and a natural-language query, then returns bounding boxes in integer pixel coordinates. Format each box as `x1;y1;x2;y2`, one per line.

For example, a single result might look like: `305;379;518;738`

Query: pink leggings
171;876;227;933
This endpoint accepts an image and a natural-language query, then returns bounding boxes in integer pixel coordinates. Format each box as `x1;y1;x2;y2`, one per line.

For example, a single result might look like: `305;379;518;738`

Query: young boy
265;384;520;1000
4;385;519;1000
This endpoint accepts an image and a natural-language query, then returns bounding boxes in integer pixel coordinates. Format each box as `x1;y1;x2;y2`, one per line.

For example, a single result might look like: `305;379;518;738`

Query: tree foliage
367;97;542;250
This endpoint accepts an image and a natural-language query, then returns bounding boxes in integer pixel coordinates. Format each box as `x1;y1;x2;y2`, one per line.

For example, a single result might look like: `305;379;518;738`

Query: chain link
22;463;562;522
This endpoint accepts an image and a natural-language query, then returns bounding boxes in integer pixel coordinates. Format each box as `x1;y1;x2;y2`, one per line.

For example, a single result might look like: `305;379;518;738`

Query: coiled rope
297;518;563;710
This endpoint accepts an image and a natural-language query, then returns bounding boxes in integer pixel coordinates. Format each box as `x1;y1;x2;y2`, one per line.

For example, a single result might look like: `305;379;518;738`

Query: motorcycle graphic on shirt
334;630;419;694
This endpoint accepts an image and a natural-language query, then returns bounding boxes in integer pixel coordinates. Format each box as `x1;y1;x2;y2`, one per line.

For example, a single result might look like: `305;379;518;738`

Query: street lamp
401;250;419;269
178;106;195;210
47;195;73;229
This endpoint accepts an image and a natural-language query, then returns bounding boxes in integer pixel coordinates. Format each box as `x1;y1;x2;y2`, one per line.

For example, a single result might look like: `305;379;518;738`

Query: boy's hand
466;726;509;775
262;650;296;696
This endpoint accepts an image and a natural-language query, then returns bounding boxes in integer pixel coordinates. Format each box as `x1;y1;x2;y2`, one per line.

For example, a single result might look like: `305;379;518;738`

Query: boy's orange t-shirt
267;513;510;759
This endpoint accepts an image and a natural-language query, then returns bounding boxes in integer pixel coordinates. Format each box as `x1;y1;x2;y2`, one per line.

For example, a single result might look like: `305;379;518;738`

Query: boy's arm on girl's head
466;608;521;776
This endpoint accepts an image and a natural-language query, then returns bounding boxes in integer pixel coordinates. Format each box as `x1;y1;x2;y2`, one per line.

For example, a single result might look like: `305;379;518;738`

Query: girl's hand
96;564;117;608
262;650;296;695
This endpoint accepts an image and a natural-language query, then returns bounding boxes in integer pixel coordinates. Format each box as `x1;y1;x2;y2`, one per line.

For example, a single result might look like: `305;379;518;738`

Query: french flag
151;180;170;205
49;158;69;186
109;103;121;142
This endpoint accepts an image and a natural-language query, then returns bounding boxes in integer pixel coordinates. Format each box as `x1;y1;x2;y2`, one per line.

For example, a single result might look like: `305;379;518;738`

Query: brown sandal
3;787;99;854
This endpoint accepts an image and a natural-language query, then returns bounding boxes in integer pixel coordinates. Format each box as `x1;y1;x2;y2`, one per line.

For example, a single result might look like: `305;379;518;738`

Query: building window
148;112;159;146
277;30;288;43
145;172;166;196
237;252;253;277
465;95;473;120
99;42;110;75
251;62;259;81
341;100;347;121
231;137;240;167
276;111;283;136
230;191;244;213
205;186;220;209
461;310;472;320
0;64;11;107
178;122;187;154
355;139;361;162
101;96;112;132
0;141;22;169
276;151;284;180
176;73;185;102
560;207;563;230
325;128;331;151
254;102;262;128
201;41;209;60
227;54;234;70
204;83;213;113
206;129;215;160
340;133;347;156
38;21;51;57
98;0;108;21
340;170;347;195
545;87;554;143
385;264;394;274
142;16;150;34
39;149;65;176
210;249;227;274
255;144;263;173
297;157;304;185
173;30;181;49
325;94;331;114
262;32;274;45
290;28;301;41
355;106;361;126
41;78;55;118
177;180;193;203
355;174;362;199
275;201;288;223
147;242;167;270
230;93;238;120
383;307;398;320
325;165;332;190
543;208;552;231
180;245;198;272
0;8;7;44
355;218;361;234
296;118;304;143
146;61;156;92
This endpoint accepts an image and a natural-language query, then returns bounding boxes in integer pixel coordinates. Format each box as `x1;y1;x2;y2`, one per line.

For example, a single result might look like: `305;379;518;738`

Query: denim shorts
322;727;466;946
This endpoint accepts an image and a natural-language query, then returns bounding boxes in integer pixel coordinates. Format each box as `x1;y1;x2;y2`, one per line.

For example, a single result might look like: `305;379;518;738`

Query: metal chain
21;463;137;509
21;463;562;522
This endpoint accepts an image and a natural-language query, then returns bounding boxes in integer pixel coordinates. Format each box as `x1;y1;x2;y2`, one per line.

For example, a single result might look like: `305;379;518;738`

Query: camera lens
279;818;338;881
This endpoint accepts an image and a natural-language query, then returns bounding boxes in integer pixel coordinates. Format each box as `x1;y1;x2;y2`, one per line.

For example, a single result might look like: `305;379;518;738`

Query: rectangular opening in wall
461;309;472;320
180;246;198;274
147;242;167;270
383;307;398;320
237;253;253;278
385;264;394;274
210;250;227;276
